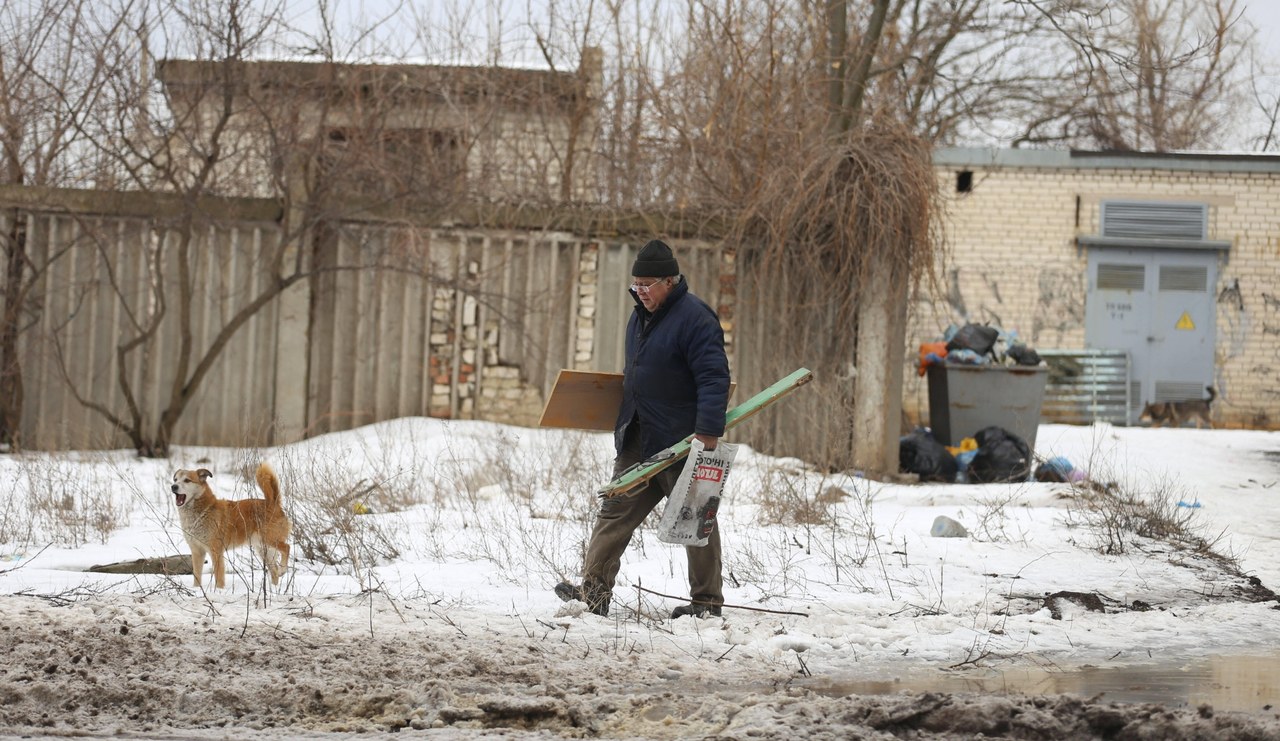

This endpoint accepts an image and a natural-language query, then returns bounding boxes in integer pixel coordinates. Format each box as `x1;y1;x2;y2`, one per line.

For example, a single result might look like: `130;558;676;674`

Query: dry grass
755;466;844;526
1060;475;1223;558
265;424;609;591
0;453;132;548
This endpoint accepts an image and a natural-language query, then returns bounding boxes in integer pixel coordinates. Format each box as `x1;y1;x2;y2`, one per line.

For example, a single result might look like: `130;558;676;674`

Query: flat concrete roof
935;147;1280;174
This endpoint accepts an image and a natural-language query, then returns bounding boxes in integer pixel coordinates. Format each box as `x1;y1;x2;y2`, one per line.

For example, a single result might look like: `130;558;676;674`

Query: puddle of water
807;655;1280;714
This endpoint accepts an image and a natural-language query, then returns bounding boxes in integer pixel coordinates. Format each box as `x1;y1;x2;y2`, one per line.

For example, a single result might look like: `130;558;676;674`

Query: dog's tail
1205;386;1216;402
256;462;282;508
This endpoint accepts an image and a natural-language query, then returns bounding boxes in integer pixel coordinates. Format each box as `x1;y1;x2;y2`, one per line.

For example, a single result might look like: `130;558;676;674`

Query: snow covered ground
1;418;1279;738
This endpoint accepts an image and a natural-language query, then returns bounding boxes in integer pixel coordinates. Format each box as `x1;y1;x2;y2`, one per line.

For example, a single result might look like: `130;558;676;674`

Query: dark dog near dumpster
1140;386;1215;429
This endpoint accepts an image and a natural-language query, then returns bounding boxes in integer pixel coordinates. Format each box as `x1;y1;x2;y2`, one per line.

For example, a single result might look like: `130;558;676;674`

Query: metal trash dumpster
926;364;1049;452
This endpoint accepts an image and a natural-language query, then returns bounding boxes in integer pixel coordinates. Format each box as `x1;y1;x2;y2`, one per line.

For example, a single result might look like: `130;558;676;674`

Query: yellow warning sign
1175;312;1196;330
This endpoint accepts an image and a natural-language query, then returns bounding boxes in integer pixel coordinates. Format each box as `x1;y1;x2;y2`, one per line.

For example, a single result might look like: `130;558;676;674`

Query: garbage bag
1007;343;1042;366
899;428;958;483
917;341;948;376
945;323;999;357
968;425;1031;483
946;348;986;365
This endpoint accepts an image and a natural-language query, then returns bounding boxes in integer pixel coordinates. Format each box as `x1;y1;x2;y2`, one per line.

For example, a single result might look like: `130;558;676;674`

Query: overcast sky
267;0;1280;60
255;0;1280;150
1246;0;1279;56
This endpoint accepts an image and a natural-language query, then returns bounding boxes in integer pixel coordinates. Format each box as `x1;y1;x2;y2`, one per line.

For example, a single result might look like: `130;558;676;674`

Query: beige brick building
907;148;1280;430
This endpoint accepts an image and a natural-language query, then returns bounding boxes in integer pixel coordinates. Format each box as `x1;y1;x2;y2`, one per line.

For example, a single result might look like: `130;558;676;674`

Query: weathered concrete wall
155;56;600;204
8;148;1279;456
0;187;728;450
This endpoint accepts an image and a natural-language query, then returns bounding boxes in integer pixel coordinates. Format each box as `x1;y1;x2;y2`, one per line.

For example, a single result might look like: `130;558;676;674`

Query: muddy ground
2;593;1279;740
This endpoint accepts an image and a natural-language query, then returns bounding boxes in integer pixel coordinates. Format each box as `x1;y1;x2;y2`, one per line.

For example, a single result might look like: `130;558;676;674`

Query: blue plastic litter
1041;456;1074;477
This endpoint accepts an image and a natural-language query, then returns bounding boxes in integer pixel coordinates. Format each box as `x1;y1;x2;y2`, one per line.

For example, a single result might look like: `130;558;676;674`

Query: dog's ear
197;468;213;481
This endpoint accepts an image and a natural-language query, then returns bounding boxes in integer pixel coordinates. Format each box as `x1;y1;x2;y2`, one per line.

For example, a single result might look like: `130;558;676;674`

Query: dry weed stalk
726;128;945;471
279;446;406;585
734;128;942;313
1061;476;1210;557
0;453;130;548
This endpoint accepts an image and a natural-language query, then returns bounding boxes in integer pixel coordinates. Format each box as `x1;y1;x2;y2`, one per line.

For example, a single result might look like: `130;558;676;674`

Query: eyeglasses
630;279;668;294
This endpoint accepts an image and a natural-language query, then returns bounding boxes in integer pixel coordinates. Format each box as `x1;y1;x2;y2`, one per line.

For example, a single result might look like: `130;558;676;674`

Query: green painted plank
597;367;814;498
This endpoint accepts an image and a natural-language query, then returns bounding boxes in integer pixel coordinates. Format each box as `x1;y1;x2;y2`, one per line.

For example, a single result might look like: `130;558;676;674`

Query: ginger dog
171;463;292;589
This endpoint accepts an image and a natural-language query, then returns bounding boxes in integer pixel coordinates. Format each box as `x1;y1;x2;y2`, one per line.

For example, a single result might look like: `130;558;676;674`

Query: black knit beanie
632;239;679;277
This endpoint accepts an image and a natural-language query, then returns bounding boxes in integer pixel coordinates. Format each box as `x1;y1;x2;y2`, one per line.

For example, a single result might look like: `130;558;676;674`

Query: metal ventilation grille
1159;265;1208;292
1040;349;1133;425
1154;381;1211;402
1101;201;1207;240
1096;264;1145;291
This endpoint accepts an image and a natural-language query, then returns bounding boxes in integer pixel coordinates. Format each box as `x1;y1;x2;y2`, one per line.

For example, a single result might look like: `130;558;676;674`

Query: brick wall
908;152;1280;430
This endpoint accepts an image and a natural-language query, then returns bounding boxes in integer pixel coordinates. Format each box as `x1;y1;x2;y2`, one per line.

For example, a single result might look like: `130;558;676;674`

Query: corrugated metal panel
1101;201;1207;240
305;225;591;429
3;190;731;450
18;213;283;450
1039;349;1132;425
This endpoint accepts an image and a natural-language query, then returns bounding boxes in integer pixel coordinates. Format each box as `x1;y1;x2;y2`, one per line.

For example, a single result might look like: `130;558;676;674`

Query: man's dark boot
554;581;610;616
670;603;721;619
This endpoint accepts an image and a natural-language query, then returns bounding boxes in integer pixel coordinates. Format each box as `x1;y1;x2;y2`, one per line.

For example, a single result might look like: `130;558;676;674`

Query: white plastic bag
657;438;739;547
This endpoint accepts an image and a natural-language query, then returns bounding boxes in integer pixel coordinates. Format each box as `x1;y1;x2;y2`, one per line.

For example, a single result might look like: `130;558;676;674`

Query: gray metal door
1086;249;1217;418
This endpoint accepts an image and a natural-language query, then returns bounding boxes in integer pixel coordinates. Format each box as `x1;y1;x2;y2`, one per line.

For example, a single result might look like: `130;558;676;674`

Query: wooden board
597;367;813;498
539;370;737;432
538;370;626;431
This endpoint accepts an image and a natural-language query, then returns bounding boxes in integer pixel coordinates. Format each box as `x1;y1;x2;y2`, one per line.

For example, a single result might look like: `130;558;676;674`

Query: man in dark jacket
555;239;731;619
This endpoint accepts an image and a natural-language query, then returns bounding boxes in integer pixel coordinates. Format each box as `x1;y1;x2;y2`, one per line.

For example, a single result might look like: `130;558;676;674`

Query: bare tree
1012;0;1250;151
1250;76;1280;151
1;0;601;455
9;0;1257;460
37;0;312;455
0;0;136;449
1243;47;1280;152
468;0;953;471
616;0;943;473
864;1;1069;144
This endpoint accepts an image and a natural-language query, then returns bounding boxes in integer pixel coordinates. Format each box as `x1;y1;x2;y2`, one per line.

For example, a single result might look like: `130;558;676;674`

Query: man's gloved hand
694;434;719;451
